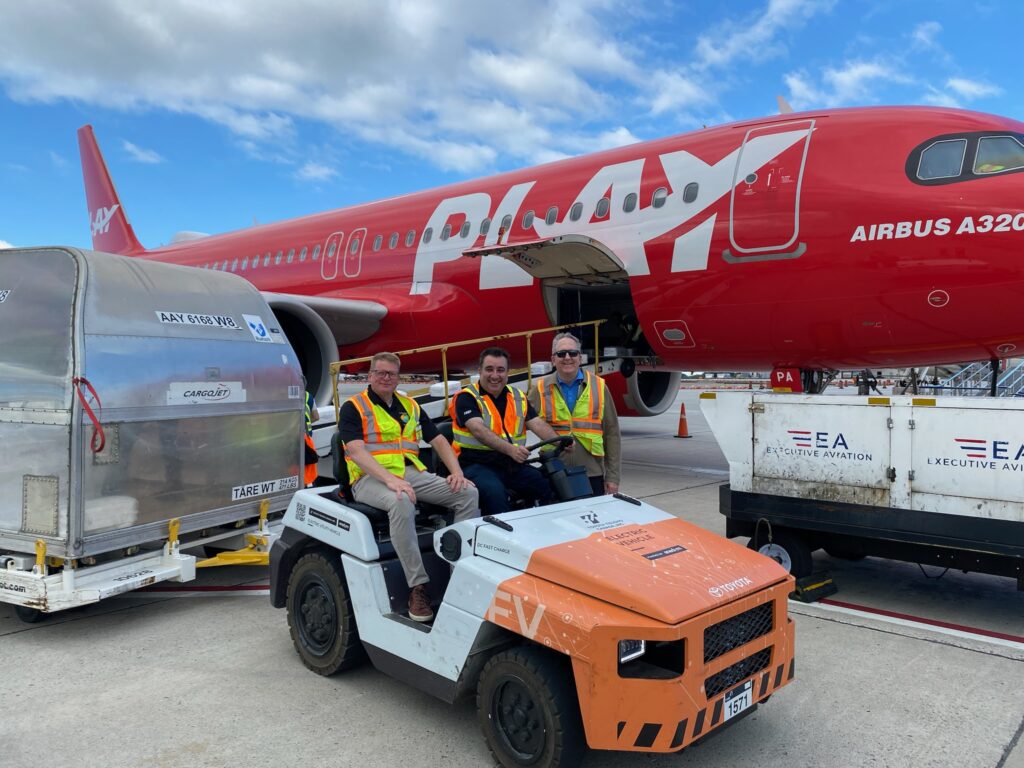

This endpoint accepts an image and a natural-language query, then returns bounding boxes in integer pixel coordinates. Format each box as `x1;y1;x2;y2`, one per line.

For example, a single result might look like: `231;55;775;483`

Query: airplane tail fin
77;125;145;255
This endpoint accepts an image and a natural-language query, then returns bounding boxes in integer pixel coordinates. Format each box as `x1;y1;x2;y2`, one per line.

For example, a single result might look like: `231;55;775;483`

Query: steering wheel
524;436;574;463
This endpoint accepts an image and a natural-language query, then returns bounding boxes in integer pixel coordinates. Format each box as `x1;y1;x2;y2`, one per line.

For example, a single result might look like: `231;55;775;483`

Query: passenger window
622;193;637;213
299;246;307;262
652;187;668;209
500;214;513;234
389;232;399;249
569;202;583;221
683;182;699;203
264;253;271;267
974;136;1024;174
372;235;382;251
287;248;295;263
350;237;360;254
250;255;258;270
327;243;336;259
480;218;491;235
441;224;451;241
522;210;535;229
460;221;471;238
240;256;248;270
312;244;320;261
545;206;558;225
274;251;283;265
595;197;610;218
917;139;967;180
231;258;238;271
406;229;416;247
423;227;433;244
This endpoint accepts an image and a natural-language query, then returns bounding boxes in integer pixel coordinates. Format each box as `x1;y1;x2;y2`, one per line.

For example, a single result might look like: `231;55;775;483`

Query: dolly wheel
748;530;813;578
15;606;44;623
286;551;365;675
477;645;585;768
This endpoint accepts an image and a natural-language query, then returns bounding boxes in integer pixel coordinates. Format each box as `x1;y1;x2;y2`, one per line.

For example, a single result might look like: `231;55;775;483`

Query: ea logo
927;290;949;308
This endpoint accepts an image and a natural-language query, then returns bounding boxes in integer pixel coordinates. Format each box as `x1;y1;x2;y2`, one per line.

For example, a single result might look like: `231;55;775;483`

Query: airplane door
728;120;813;258
343;227;367;279
320;231;344;281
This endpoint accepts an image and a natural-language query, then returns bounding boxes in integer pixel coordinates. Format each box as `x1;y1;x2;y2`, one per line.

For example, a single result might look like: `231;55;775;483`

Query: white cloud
49;150;66;169
294;162;337;182
0;239;13;249
911;21;942;49
695;0;835;70
785;59;911;109
946;77;1002;100
122;140;164;164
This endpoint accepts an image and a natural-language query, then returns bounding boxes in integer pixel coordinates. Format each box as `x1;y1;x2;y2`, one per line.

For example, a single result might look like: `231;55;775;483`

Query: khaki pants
352;467;479;587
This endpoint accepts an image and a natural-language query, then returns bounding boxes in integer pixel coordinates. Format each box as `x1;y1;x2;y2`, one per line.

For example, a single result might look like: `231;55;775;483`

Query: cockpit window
917;139;966;180
974;136;1024;174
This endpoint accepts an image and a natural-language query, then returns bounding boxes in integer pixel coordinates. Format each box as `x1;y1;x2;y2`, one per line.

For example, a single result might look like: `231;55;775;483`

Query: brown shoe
408;584;434;623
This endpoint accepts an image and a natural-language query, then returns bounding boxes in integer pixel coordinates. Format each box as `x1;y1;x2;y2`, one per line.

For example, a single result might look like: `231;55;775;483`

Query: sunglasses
554;349;581;358
370;370;398;379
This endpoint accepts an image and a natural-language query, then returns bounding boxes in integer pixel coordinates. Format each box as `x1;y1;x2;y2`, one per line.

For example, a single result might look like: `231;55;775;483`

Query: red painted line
139;584;270;593
819;598;1024;644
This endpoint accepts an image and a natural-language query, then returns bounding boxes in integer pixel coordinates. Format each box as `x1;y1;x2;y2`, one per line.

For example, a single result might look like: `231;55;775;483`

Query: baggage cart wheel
748;530;813;578
15;606;44;623
286;550;365;675
477;645;585;768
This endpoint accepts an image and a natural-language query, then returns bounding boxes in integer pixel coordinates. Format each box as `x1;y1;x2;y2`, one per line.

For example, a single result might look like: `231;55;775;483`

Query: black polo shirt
339;387;439;449
453;387;538;469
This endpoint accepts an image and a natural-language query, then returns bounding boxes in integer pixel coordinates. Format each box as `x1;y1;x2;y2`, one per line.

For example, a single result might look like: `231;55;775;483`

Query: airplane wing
261;292;387;345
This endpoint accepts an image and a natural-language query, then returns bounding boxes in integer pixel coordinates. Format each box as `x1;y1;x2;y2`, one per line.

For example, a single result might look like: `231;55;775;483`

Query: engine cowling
264;296;339;406
603;369;681;417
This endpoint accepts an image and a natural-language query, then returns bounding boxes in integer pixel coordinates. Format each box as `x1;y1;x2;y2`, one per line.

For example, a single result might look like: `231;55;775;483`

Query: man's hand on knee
385;475;417;504
446;472;474;493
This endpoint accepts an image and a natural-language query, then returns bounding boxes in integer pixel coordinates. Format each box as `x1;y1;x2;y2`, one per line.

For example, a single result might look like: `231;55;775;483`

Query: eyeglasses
554;349;581;358
370;370;398;379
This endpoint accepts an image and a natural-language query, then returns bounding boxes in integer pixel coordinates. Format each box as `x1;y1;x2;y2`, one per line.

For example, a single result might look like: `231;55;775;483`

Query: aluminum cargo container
0;246;305;570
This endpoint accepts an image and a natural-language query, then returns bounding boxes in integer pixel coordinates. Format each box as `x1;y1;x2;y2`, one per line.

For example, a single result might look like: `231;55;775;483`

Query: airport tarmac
1;389;1022;768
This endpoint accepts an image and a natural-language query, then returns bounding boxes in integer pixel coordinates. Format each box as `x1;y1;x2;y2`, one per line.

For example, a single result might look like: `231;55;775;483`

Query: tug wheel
15;606;44;623
477;645;585;768
286;550;365;675
748;530;813;578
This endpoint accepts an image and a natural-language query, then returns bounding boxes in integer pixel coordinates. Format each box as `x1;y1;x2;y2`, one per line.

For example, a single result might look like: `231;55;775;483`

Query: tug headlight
617;639;646;664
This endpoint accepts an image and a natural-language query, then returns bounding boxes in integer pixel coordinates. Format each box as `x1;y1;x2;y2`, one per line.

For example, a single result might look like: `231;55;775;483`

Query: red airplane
78;105;1024;415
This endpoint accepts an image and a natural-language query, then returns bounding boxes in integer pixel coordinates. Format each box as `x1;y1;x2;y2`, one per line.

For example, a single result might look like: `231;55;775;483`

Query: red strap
72;377;106;453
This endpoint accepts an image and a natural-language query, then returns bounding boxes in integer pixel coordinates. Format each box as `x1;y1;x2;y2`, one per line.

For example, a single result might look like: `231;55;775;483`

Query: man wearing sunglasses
528;332;621;497
450;347;562;515
339;352;478;623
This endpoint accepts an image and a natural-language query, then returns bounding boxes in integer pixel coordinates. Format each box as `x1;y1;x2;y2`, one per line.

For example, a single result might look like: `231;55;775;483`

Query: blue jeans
463;462;553;515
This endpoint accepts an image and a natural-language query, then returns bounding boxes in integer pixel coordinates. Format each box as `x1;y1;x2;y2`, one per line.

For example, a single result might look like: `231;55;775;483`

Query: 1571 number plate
723;680;753;721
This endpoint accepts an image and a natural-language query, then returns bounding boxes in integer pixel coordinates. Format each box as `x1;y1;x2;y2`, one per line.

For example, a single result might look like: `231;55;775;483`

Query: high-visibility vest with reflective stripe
450;383;527;452
535;371;605;457
344;391;425;484
304;392;316;435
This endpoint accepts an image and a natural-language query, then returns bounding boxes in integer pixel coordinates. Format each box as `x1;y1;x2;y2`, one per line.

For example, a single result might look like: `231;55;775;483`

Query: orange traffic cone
675;401;692;438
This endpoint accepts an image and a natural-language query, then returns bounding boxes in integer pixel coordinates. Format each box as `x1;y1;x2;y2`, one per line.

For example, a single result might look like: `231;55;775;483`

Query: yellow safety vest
535;371;605;457
450;383;528;452
345;391;425;485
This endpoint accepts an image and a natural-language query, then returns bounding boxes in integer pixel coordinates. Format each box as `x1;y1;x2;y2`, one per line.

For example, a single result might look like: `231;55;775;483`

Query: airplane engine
264;296;339;407
602;369;681;417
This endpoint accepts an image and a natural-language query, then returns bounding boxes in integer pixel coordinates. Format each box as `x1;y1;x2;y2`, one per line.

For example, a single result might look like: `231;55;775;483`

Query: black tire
748;529;813;578
285;551;366;675
15;605;44;623
477;645;585;768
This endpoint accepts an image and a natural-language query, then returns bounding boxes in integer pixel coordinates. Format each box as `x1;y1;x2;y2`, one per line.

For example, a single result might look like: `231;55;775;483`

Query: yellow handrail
331;320;605;421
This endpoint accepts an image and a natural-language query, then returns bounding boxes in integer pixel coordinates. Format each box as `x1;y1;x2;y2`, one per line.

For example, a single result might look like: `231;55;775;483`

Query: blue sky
0;0;1018;251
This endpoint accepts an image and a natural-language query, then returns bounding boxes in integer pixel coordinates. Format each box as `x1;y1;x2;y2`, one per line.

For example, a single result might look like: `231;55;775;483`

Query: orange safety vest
344;390;425;484
304;433;318;486
534;371;605;457
449;383;527;453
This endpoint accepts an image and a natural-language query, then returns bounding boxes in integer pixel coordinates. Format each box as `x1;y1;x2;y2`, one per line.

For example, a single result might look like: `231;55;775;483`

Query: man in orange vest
529;332;621;497
450;347;562;515
340;352;478;623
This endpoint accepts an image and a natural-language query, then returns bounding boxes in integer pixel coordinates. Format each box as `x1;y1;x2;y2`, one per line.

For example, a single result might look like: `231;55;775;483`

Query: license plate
723;680;753;721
